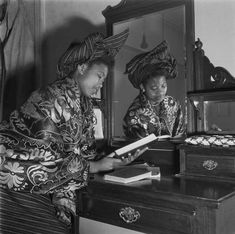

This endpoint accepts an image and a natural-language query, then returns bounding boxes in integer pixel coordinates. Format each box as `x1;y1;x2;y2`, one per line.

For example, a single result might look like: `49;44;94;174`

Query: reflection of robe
0;77;96;233
123;93;184;139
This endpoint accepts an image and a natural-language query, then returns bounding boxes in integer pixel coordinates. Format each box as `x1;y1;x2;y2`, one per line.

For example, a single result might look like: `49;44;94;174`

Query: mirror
113;6;186;138
187;39;235;135
204;100;235;133
102;0;194;144
189;90;235;134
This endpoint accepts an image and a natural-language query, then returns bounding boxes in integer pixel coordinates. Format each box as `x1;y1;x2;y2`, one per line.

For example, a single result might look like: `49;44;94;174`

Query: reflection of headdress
57;29;129;79
125;40;177;89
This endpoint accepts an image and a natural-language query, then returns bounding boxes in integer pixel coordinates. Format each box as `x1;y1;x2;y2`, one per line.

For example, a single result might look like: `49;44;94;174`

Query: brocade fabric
0;77;97;228
123;93;184;139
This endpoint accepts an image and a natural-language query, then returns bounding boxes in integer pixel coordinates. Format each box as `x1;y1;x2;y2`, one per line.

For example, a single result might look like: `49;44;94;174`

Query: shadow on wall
41;17;105;87
3;65;36;120
3;16;105;120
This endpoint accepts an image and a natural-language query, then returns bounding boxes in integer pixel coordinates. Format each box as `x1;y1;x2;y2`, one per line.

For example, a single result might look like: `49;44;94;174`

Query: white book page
114;134;170;156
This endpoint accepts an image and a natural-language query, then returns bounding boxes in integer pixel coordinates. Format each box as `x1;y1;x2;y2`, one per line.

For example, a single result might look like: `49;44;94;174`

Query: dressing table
74;0;235;233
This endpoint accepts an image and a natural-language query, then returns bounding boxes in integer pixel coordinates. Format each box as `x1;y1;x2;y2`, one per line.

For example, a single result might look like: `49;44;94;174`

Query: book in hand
103;164;160;184
112;134;171;159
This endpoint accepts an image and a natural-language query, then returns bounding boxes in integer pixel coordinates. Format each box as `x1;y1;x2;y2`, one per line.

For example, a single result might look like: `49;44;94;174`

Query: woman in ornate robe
0;29;136;234
123;41;184;139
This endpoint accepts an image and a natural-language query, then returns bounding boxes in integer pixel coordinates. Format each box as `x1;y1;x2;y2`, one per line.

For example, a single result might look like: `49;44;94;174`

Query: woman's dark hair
87;55;114;69
61;55;114;79
142;64;168;86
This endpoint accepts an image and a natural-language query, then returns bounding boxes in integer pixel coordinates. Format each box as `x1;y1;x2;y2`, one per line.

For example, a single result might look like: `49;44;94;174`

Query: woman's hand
89;147;148;173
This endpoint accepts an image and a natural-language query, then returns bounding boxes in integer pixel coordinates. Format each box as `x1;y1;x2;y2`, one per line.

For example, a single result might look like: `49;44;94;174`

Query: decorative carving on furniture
194;38;235;90
119;207;140;223
202;160;218;171
187;39;235;134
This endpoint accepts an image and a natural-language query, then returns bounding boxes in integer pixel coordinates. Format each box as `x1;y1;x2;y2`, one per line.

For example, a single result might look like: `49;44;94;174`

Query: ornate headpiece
125;40;177;88
57;29;129;79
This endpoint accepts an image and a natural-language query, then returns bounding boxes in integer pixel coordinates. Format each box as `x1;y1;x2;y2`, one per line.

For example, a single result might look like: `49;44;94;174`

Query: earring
77;64;87;75
140;84;145;92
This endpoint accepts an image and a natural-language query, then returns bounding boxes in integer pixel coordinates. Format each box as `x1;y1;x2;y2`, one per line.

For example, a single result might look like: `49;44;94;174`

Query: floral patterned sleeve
123;109;148;139
0;81;92;226
79;98;97;161
123;95;185;139
123;95;159;139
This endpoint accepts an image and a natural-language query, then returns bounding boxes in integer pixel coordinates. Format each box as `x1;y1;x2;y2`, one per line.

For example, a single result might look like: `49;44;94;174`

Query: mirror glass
112;5;186;139
204;100;235;133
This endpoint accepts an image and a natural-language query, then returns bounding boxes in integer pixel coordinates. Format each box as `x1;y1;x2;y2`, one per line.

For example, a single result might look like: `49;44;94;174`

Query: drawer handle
202;160;218;170
119;207;140;223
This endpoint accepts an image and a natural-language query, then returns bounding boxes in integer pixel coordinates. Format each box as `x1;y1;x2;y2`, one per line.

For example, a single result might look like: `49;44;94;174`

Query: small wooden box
179;144;235;181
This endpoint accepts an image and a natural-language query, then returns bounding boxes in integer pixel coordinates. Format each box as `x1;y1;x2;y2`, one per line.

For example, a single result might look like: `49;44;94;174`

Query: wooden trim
185;0;195;134
103;21;114;144
103;0;189;23
180;149;186;174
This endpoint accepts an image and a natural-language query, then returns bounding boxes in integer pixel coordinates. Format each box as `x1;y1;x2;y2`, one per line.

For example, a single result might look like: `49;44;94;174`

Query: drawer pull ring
203;160;218;170
119;207;140;223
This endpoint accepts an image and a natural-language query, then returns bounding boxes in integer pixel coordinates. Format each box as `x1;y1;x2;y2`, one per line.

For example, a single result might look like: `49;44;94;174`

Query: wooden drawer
79;195;195;234
186;154;235;176
179;146;235;179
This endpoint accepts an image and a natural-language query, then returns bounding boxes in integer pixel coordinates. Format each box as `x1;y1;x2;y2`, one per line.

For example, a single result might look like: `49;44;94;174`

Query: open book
104;164;160;184
112;134;171;159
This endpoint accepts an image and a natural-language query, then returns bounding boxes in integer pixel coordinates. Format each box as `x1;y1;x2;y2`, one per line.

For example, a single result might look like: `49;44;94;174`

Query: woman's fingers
110;146;149;168
137;146;148;157
133;149;140;158
131;146;148;159
122;146;149;164
107;152;116;158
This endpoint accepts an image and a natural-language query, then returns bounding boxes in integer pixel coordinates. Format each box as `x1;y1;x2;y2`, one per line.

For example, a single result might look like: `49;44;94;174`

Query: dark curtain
1;0;40;120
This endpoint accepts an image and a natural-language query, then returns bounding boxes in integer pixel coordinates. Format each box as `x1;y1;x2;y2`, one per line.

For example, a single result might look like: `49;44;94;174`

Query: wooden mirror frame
102;0;195;145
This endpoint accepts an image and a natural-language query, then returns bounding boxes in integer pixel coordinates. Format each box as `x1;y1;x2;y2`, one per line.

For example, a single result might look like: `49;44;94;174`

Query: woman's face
77;63;108;97
144;75;167;103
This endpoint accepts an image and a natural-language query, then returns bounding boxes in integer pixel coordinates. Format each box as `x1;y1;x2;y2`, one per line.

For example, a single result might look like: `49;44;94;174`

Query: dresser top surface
89;173;235;204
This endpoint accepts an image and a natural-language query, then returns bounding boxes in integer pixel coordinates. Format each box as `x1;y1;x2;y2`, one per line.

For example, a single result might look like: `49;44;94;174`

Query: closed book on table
104;166;152;184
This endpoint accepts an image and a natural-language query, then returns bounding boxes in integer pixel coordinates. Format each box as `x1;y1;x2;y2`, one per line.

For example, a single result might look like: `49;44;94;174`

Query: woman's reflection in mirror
123;41;185;139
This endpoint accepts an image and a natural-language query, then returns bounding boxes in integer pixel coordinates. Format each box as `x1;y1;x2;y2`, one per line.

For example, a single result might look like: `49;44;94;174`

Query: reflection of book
104;164;160;183
113;134;171;158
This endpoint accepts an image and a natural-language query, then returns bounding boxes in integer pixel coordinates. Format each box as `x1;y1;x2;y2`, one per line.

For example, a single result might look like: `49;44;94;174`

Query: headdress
57;29;129;79
125;40;177;89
